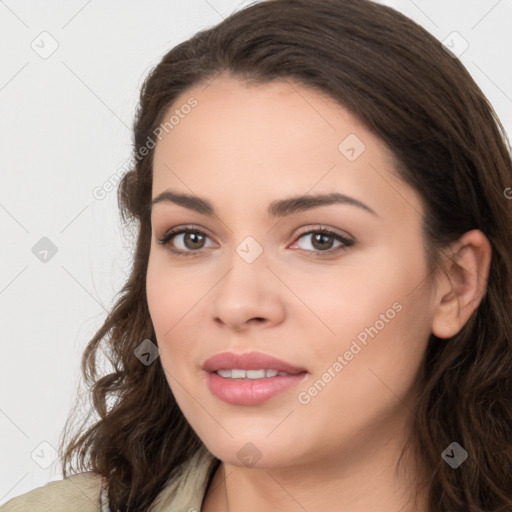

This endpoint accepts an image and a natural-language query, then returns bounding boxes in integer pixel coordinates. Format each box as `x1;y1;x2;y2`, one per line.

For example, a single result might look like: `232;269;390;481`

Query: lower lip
205;371;308;405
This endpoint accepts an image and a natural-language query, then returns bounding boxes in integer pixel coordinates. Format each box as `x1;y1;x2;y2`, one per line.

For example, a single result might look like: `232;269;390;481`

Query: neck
201;426;429;512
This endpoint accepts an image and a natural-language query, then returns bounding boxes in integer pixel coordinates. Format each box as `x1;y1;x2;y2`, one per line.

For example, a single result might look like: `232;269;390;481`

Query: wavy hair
60;0;512;510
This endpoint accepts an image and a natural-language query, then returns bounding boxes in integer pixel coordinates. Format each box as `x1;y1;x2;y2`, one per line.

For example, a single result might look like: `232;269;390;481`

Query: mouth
203;351;308;405
214;368;296;378
202;351;307;374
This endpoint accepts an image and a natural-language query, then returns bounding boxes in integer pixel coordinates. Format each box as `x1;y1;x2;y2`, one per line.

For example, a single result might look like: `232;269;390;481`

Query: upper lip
203;351;307;374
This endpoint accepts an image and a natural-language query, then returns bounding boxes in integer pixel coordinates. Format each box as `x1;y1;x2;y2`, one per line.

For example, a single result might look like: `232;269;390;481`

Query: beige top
1;446;218;512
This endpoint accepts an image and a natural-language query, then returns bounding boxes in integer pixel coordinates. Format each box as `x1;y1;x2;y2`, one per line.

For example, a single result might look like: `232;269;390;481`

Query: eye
157;225;355;257
289;227;354;255
157;226;215;257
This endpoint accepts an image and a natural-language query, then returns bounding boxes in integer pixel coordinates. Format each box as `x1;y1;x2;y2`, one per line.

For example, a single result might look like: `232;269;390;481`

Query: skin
146;75;491;512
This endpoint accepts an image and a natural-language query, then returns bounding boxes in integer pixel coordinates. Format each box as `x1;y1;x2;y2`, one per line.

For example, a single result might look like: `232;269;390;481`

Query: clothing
0;446;218;512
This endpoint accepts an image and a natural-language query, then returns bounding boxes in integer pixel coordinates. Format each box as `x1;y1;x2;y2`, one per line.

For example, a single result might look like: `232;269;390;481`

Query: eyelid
292;224;352;240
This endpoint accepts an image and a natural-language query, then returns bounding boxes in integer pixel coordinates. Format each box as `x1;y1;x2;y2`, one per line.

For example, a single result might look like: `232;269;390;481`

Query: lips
202;351;307;375
202;352;308;405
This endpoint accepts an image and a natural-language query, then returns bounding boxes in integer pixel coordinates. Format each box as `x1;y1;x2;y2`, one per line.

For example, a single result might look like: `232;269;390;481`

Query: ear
431;229;492;339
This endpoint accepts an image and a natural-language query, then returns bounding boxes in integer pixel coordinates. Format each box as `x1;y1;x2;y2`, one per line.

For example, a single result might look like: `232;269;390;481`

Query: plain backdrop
1;0;511;503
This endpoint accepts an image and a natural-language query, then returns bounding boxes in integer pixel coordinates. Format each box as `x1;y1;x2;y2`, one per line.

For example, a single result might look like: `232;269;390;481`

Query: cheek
146;249;209;333
276;251;415;358
294;243;431;390
146;259;176;336
145;252;217;377
293;297;430;449
146;255;191;360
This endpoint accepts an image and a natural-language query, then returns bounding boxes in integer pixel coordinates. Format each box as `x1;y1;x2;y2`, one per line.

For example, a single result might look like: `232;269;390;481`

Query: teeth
216;369;286;379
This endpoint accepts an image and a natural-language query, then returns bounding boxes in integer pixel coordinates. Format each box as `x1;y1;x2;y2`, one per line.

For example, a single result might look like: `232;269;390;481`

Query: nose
210;250;286;332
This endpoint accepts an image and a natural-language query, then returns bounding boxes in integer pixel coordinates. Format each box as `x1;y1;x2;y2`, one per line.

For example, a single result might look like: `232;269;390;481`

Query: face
146;75;438;470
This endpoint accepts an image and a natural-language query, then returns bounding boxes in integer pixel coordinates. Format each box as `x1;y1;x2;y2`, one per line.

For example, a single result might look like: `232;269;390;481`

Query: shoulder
0;472;105;512
148;446;219;512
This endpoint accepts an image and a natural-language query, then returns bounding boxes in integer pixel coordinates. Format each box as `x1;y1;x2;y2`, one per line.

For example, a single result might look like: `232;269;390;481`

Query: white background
1;0;511;503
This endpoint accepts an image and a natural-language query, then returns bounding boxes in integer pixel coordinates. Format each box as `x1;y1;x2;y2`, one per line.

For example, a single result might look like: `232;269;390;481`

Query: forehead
155;76;375;162
151;76;422;221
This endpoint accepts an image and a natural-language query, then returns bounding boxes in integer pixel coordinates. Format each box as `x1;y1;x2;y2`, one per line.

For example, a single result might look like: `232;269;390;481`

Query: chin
200;430;309;469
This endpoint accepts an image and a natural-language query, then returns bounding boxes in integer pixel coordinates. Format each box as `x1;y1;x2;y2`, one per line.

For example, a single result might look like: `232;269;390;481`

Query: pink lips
203;351;307;374
203;351;308;405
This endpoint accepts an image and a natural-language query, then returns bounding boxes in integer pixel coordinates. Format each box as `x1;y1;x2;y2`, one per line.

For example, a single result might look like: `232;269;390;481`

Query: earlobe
431;230;492;339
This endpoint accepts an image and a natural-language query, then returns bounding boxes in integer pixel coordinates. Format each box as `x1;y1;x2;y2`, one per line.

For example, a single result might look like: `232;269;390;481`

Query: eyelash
157;225;355;258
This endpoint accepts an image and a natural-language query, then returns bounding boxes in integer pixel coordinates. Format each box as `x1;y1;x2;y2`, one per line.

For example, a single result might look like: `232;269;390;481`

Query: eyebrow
150;190;378;217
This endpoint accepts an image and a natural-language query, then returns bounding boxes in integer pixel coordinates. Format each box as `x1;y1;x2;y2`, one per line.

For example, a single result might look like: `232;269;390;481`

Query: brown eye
292;228;354;255
158;227;214;256
310;232;335;251
181;231;206;250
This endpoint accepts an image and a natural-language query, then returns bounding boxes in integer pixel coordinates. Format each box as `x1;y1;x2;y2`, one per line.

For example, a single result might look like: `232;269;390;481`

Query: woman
3;0;511;510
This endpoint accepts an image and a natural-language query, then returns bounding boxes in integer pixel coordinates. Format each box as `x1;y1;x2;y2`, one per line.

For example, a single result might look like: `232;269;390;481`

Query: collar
100;445;220;512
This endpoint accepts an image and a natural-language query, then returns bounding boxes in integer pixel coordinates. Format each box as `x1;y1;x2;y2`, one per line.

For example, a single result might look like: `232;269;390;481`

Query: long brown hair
60;0;512;510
